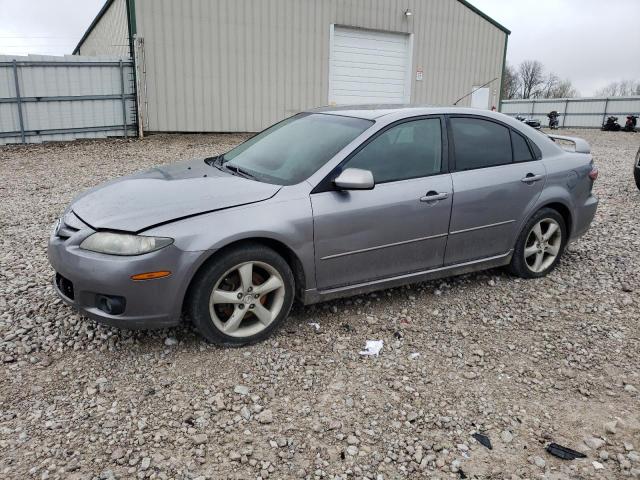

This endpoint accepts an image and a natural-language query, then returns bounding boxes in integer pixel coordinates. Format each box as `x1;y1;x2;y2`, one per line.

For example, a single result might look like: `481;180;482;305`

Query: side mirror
333;168;375;190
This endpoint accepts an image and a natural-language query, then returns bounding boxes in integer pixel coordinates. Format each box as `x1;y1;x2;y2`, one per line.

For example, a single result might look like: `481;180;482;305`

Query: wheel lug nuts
237;293;243;299
247;287;253;292
249;304;255;309
254;294;259;299
238;304;244;310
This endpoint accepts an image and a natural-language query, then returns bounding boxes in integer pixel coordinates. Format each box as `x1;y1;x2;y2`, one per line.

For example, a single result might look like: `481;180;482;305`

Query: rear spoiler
546;134;591;154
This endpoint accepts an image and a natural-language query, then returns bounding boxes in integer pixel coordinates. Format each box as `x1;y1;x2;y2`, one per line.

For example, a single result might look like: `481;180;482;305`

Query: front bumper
48;219;203;329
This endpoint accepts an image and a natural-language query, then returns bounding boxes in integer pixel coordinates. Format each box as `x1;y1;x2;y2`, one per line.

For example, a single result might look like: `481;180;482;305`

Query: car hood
71;159;281;232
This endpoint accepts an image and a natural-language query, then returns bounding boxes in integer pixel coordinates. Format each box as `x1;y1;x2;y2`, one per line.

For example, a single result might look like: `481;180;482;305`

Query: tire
509;208;567;279
187;244;295;346
634;167;640;191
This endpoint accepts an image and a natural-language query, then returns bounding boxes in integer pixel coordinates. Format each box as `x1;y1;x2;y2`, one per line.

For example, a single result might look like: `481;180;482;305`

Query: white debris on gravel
359;340;384;356
1;130;639;479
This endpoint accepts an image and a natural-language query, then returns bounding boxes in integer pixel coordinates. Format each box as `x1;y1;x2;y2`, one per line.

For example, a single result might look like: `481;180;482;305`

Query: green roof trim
74;0;510;57
498;33;509;109
456;0;511;35
72;0;116;55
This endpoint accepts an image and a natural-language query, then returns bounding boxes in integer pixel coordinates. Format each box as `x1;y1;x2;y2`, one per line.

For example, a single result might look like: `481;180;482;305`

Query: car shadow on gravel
76;260;567;351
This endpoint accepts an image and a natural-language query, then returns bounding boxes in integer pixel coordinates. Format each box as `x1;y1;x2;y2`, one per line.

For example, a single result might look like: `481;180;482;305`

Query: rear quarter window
511;130;534;162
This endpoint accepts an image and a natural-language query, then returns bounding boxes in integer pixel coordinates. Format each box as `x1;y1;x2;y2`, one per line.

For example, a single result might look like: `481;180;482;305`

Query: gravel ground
0;130;639;480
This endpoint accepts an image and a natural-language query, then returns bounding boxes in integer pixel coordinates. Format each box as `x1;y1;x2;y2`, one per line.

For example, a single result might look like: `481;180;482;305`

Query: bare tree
538;73;560;98
595;79;640;97
549;79;578;98
518;60;545;99
501;63;520;100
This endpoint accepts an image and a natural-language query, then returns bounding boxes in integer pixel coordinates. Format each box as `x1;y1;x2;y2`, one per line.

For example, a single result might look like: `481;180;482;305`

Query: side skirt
303;250;513;305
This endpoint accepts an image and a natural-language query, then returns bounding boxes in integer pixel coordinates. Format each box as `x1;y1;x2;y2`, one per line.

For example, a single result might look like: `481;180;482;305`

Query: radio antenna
453;77;498;106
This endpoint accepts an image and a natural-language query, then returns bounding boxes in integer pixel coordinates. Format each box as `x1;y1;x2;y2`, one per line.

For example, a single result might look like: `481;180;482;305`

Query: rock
593;461;605;470
584;437;606;450
140;457;151;470
346;445;358;456
501;430;514;444
234;385;249;395
164;337;178;346
604;420;617;434
625;384;638;393
111;449;125;461
529;456;546;468
192;434;208;445
256;409;273;424
346;435;359;445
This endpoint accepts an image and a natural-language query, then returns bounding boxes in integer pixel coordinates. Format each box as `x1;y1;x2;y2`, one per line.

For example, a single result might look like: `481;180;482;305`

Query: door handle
521;173;545;183
420;191;449;202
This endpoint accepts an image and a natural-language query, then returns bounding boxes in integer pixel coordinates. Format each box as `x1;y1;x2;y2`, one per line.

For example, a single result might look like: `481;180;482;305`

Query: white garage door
329;26;412;105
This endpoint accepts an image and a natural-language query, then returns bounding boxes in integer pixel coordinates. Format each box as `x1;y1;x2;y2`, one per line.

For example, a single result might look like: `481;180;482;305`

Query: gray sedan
48;106;599;345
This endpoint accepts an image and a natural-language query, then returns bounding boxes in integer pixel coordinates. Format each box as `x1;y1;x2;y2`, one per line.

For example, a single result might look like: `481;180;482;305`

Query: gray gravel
1;130;639;479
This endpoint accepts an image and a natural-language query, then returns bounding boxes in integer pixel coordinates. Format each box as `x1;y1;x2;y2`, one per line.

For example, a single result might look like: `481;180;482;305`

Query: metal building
74;0;510;133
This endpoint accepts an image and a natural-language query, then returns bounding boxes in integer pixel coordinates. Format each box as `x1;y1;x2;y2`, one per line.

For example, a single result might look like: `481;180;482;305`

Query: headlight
79;232;173;256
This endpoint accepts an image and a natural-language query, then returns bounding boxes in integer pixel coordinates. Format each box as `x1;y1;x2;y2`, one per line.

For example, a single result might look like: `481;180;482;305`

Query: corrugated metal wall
76;0;129;57
501;97;640;128
0;55;136;145
133;0;506;132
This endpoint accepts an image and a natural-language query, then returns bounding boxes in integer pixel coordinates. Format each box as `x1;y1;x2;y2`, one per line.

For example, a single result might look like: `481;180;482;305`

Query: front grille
55;273;74;300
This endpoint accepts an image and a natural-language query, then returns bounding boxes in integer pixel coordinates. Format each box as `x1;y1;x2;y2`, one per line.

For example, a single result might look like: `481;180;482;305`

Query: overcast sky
1;0;639;96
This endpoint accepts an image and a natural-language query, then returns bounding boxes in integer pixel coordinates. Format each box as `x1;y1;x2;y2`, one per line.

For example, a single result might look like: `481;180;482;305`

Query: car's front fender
144;193;316;290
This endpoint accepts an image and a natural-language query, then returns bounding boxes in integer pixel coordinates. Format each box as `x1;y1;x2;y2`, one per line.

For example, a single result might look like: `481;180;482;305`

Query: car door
444;116;546;265
310;117;453;290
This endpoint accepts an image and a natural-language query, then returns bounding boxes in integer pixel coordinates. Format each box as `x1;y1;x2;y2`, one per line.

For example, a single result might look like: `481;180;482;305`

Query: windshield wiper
205;155;225;171
224;163;259;181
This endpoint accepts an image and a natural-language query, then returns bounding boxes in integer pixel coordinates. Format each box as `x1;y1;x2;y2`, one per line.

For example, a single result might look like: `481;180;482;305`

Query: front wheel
187;245;295;346
509;208;567;278
634;166;640;190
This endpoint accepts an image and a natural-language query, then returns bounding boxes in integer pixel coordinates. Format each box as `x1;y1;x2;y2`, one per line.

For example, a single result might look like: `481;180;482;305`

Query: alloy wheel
209;261;285;338
524;218;562;273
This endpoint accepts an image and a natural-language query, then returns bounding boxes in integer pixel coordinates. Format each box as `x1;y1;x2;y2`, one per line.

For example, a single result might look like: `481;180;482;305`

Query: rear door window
450;117;512;171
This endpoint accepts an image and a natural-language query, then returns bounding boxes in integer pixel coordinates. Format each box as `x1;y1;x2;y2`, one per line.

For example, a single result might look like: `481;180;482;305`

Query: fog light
96;294;126;315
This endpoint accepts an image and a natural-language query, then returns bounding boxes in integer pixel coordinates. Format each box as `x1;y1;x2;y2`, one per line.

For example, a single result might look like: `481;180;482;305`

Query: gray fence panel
0;54;136;145
501;96;640;128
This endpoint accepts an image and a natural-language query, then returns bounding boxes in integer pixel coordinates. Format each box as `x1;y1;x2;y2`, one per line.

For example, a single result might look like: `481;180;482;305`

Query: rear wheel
188;245;295;346
509;208;566;278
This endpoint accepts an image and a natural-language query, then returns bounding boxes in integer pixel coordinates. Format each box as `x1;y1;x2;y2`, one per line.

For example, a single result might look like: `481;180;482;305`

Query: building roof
73;0;509;55
73;0;117;55
457;0;510;35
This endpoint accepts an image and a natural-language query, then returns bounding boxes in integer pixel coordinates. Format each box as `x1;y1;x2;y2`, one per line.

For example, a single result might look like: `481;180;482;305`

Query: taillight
589;165;599;181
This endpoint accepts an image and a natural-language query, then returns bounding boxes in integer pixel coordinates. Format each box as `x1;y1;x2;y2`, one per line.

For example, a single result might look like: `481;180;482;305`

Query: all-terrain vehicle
623;114;638;132
515;114;541;130
602;116;621;131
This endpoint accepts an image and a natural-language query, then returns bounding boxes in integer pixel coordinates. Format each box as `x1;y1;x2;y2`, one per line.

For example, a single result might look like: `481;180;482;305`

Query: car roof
307;104;504;121
306;105;565;157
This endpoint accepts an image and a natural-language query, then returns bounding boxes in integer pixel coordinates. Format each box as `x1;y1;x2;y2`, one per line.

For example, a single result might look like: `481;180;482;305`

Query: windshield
221;113;373;185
